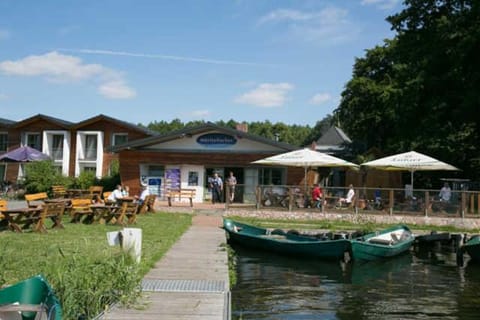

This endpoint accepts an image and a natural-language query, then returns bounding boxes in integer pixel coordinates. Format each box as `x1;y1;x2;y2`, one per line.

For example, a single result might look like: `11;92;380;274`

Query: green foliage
23;161;68;194
72;171;97;189
0;212;192;320
335;0;480;182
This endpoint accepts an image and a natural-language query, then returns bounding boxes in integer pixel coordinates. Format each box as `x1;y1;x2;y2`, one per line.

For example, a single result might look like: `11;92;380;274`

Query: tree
335;0;480;181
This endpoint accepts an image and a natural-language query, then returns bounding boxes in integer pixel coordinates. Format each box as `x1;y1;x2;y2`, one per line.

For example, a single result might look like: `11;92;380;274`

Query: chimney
236;122;248;132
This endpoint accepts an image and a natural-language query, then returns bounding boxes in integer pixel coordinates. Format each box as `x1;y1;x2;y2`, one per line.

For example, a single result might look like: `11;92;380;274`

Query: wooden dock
100;215;230;320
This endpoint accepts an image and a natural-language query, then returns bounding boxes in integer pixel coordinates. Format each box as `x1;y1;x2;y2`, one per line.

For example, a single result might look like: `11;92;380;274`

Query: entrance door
225;167;244;203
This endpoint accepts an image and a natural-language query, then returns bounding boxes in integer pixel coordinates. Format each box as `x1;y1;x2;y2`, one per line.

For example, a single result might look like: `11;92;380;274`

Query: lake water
231;243;480;319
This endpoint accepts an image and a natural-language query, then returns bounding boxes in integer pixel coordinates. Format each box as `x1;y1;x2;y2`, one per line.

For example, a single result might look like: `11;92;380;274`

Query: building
0;114;156;185
110;122;304;203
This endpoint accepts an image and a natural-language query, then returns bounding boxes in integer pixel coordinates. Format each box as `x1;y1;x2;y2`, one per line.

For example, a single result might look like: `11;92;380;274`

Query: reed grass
0;212;192;320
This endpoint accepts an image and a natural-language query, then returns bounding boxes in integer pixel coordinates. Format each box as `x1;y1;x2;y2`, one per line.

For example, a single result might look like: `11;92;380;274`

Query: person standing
211;172;223;204
226;171;237;203
439;182;452;202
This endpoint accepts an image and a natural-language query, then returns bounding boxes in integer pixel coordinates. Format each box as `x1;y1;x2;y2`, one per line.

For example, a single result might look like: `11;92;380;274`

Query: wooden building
111;122;304;203
0;114;156;184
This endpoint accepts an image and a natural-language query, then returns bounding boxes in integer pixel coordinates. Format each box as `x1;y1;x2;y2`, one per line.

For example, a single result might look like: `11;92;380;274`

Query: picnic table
1;207;43;232
89;204;121;224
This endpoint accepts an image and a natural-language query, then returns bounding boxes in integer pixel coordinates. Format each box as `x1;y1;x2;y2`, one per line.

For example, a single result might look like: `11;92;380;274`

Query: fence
225;185;480;218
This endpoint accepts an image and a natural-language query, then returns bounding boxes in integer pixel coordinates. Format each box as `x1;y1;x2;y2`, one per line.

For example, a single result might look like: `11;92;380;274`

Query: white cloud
0;29;10;40
0;51;135;99
98;81;136;99
234;83;293;107
361;0;400;10
310;93;332;105
258;7;355;45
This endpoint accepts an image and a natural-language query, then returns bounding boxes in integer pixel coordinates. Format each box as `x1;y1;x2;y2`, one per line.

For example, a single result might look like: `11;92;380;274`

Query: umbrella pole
411;170;414;191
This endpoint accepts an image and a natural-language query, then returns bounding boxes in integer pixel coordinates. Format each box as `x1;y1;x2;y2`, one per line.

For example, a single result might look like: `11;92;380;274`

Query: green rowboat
223;218;351;260
463;235;480;263
0;275;62;320
350;225;414;261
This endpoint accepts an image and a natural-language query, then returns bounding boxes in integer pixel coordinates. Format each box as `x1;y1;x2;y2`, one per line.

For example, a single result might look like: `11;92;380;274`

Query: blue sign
197;133;237;148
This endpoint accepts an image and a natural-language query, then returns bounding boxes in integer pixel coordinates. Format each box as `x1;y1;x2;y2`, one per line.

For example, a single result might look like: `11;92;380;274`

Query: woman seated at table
107;185;124;203
337;184;355;207
135;185;150;205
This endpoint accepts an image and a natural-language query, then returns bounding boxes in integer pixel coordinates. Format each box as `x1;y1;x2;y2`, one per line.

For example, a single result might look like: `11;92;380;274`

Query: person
374;187;383;209
226;171;237;202
311;184;323;208
122;185;130;197
107;184;124;203
135;184;150;205
338;184;355;206
211;172;223;204
439;182;451;202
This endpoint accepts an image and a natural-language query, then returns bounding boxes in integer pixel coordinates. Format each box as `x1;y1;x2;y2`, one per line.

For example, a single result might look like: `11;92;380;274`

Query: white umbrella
252;148;359;189
361;151;460;189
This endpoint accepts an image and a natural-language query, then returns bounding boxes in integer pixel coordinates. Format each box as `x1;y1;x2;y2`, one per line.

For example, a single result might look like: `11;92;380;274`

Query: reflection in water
231;243;480;319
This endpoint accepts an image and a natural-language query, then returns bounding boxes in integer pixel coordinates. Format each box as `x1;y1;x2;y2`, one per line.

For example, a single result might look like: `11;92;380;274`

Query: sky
0;0;403;127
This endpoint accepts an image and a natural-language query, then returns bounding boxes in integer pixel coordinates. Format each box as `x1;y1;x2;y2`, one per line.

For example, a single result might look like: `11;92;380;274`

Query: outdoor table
89;204;120;224
1;207;43;232
66;189;90;198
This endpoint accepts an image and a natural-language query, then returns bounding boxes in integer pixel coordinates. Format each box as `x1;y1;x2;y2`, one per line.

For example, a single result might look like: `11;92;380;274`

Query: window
0;133;7;152
148;165;164;176
25;133;41;150
85;135;97;160
112;133;128;146
0;164;5;182
259;168;284;185
82;166;97;174
52;134;64;160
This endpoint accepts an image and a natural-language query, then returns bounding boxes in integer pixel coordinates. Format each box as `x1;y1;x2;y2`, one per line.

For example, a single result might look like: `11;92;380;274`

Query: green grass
0;212;192;320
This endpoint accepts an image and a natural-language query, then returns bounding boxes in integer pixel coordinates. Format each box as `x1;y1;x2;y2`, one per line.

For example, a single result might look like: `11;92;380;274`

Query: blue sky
0;0;403;126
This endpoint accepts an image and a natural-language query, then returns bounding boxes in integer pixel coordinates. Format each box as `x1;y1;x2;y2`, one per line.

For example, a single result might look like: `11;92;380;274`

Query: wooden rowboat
0;275;62;320
223;218;351;260
350;225;415;261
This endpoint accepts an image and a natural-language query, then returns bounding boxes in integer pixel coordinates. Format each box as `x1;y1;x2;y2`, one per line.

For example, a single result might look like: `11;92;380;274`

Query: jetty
100;215;230;320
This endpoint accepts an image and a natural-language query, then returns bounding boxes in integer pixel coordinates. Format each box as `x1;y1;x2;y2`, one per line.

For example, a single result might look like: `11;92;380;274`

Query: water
231;244;480;319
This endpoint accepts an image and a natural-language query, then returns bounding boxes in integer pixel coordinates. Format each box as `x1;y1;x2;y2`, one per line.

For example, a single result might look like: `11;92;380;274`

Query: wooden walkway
101;215;230;320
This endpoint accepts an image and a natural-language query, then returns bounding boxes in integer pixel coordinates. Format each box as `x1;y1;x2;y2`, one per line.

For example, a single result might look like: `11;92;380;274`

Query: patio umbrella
0;146;51;162
360;151;459;189
252;148;359;189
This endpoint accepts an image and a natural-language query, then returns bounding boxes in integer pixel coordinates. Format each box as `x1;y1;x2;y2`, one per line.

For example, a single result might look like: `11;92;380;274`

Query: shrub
23;161;67;194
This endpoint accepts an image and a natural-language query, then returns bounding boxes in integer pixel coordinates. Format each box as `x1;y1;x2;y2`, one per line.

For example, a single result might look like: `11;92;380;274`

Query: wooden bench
137;194;157;214
51;185;67;198
70;198;93;223
167;189;196;207
25;192;49;208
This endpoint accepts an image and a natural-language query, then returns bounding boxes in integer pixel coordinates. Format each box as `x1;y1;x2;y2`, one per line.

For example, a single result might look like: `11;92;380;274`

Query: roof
12;114;73;129
315;126;351;153
72;114;158;136
0;118;15;127
109;121;296;152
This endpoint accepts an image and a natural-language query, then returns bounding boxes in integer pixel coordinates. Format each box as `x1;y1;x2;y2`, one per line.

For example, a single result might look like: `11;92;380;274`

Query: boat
222;218;351;260
0;274;62;320
350;225;415;261
463;235;480;263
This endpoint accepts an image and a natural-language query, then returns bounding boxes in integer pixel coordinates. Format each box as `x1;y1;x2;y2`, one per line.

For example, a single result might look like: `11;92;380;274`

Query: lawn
0;211;192;320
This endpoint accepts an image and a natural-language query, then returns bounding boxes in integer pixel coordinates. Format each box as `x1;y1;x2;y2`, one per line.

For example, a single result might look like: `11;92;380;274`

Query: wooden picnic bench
51;185;67;198
24;192;49;208
167;189;196;207
137;194;157;213
70;198;93;223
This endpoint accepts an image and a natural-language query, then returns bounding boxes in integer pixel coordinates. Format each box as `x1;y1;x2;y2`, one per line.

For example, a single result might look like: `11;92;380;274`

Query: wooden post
461;191;466;218
256;186;261;210
389;189;394;215
424;191;429;217
470;193;474;214
288;187;293;211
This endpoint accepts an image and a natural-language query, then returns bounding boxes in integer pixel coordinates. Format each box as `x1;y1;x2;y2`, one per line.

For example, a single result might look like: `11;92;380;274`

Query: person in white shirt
338;184;355;206
439;183;451;202
108;184;124;203
136;185;150;205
